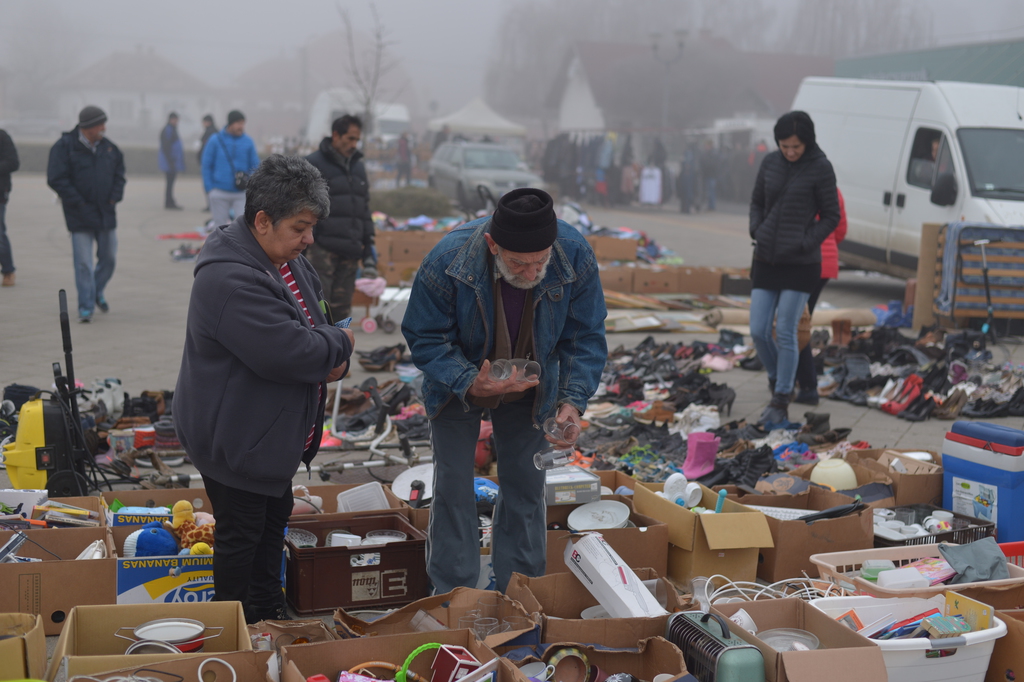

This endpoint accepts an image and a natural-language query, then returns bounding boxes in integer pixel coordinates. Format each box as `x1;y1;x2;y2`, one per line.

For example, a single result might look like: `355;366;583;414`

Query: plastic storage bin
285;511;428;614
810;595;1007;682
942;421;1024;542
810;544;1024;598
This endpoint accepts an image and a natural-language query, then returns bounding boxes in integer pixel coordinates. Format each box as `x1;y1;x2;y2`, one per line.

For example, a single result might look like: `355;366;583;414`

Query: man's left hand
545;403;581;448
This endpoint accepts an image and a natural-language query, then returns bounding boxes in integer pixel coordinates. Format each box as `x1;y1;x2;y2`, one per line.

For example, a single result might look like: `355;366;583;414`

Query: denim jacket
401;218;607;425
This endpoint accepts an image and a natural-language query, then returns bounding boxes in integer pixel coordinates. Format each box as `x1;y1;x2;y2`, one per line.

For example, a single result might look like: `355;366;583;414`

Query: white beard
495;251;549;290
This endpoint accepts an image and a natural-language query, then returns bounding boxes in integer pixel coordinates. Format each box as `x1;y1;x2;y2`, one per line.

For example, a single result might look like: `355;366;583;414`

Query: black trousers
796;277;829;391
164;171;177;207
202;474;292;621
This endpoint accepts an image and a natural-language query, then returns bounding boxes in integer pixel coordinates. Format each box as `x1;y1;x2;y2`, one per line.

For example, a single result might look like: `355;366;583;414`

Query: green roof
836;38;1024;87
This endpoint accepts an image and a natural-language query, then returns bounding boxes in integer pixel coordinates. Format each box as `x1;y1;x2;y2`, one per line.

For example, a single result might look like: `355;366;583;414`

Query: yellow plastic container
2;399;50;489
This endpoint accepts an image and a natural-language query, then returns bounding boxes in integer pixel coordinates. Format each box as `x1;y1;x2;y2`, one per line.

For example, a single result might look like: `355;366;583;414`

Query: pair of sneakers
79;296;110;323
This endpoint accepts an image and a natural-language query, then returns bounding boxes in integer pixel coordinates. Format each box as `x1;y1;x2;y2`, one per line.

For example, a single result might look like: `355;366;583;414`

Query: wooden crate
931;225;1024;327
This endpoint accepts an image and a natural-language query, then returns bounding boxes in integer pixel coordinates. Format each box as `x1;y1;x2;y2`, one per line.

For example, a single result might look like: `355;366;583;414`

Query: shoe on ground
96;296;109;313
79;310;93;323
793;388;820;405
1;272;13;287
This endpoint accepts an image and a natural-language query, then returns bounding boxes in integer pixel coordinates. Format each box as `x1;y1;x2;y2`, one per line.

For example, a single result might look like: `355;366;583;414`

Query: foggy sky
0;0;1021;119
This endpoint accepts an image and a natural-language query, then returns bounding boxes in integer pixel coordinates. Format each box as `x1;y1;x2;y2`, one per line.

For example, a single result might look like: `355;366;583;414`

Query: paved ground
3;174;1024;496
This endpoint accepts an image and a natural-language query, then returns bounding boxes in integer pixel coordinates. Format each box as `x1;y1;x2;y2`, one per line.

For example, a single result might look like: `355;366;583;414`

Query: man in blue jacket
202;109;259;228
159;112;185;210
402;188;607;594
47;105;126;322
174;154;354;623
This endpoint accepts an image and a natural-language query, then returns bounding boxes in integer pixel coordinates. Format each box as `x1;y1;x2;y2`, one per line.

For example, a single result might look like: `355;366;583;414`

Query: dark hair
332;114;362;136
244;155;330;227
167;112;179;122
774;111;816;149
203;114;214;125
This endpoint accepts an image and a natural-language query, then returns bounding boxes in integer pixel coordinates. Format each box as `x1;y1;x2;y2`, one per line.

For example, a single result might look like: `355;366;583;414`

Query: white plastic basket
335;481;390;513
810;595;1007;682
809;544;1024;598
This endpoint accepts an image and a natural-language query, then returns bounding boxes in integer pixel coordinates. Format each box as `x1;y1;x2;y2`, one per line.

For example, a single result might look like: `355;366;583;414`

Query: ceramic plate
580;605;610;619
391;464;435;501
133;618;205;643
567;500;630;531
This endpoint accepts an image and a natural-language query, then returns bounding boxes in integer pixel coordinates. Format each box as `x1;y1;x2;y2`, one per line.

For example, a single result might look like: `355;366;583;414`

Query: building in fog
56;47;219;148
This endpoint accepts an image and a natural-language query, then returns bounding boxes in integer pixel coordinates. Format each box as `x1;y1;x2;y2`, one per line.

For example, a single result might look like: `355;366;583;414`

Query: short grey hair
244;154;329;227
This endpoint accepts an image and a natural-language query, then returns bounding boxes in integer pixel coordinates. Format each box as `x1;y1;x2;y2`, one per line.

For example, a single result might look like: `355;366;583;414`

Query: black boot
760;392;791;426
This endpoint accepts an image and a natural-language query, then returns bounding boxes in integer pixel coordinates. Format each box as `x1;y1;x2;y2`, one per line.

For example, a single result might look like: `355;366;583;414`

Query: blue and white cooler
943;421;1024;542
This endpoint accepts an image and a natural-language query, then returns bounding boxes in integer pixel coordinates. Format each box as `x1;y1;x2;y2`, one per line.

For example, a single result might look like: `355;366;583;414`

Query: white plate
567;500;630;531
134;618;204;643
392;464;435;501
580;605;610;619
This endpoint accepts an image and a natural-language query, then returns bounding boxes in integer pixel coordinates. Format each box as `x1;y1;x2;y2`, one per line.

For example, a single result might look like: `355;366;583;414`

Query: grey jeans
427;396;548;594
209;188;246;227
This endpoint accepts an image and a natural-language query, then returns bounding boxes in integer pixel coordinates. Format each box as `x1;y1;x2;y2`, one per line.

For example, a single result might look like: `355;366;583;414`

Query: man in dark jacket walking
47;106;126;322
305;114;377;321
0;127;19;287
159;112;185;210
174;154;354;623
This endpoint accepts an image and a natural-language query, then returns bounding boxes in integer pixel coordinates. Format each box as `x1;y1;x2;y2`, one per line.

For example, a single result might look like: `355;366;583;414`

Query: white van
791;77;1024;278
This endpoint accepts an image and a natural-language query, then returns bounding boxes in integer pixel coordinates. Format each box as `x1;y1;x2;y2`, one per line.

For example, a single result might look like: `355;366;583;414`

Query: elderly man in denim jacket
402;188;607;594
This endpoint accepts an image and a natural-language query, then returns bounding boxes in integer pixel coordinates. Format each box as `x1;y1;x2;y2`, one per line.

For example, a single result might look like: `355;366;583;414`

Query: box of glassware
545;467;601;506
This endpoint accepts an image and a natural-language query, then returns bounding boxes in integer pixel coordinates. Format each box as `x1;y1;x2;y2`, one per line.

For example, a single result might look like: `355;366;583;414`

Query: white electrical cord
707;575;848;605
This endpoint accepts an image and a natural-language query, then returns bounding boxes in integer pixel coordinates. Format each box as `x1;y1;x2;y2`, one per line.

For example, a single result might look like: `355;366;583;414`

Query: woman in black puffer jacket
749;111;840;425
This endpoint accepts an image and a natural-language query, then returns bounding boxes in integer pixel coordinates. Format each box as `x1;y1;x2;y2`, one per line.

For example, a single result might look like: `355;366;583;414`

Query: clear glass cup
473;617;499;639
490;359;513;380
534;447;577;470
543;417;580;444
458;615;480;632
511;358;541;381
477;594;502;619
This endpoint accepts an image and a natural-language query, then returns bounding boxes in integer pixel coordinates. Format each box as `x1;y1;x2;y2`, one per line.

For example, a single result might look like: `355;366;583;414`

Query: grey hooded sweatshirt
174;216;352;496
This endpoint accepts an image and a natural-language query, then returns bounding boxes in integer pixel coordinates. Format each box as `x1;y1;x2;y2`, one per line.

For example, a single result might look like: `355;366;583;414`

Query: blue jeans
749;288;810;395
427;396;548;594
0;203;13;274
71;230;117;315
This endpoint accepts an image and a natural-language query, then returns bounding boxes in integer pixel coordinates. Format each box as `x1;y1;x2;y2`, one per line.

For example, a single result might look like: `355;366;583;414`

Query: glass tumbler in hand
489;358;541;382
533;417;580;470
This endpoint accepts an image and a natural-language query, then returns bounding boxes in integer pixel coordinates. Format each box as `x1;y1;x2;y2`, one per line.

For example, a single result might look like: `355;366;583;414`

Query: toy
190;542;212;555
134;521;178;557
165;500;215;549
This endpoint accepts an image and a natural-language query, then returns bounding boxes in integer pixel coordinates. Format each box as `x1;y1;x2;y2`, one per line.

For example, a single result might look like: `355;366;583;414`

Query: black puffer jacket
0;129;19;203
749;146;839;266
46;128;126;233
305;138;375;263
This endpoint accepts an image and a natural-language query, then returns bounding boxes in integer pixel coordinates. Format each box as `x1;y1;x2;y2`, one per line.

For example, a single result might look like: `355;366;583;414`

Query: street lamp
651;29;687;132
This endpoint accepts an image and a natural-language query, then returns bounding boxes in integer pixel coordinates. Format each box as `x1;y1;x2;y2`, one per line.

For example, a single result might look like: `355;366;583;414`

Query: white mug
682;482;703;508
520;663;555;682
874;508;896;520
929;510;954;522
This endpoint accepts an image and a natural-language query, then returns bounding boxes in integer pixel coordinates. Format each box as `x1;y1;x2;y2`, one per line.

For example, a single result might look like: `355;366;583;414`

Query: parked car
792;77;1024;278
428;142;543;211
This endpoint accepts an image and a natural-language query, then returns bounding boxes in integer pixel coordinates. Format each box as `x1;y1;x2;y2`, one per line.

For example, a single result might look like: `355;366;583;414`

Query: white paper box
563;532;668;618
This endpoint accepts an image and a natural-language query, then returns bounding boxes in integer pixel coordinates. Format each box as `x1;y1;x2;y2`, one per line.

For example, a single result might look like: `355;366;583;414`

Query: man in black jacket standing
305;115;377;321
47;106;126;322
0;127;19;287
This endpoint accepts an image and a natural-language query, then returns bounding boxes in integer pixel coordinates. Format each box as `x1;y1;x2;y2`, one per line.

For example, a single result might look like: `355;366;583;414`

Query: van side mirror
931;173;957;207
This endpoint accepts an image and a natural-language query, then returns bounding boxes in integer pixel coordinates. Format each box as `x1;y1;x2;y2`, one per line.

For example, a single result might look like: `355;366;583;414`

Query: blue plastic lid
951;421;1024;448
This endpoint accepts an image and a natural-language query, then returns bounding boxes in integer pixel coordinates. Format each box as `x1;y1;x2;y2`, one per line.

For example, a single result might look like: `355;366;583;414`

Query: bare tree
335;2;401;134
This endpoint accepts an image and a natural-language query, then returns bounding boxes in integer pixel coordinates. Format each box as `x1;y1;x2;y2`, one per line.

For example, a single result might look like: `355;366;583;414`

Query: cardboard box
532;637;687;682
333;586;536;649
595;470;637;494
788;461;896;509
0;613;46;680
988;609;1024;682
843;449;943;506
563;533;668;619
722;487;874;582
111;524;218;604
506;568;684;647
43;495;106;526
599;264;635;292
586;235;638;262
711;598;887;682
386;231;445;262
0;526;116;635
46;600;251;682
280;629;502;682
633;483;773;585
59;650;277;682
633;266;679;294
677;267;722;295
101;488;213;526
546;467;601;505
545;497;668;576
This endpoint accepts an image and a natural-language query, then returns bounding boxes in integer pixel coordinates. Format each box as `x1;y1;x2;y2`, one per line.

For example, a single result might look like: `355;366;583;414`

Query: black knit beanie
78;105;107;129
490;188;557;253
227;110;245;126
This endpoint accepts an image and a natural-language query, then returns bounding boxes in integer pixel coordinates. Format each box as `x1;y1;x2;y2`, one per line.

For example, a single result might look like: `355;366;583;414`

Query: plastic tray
810;544;1024;598
810;595;1007;682
335;481;391;513
874;504;995;548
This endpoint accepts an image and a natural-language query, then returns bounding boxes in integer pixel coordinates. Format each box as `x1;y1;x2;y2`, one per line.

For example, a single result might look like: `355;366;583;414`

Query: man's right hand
467;359;539;398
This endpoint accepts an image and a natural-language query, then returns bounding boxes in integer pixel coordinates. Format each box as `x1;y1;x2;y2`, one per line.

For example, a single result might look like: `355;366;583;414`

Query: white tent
427;97;526;137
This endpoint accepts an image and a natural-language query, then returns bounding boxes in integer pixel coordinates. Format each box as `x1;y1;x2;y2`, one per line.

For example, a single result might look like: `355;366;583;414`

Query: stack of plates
567;500;631;532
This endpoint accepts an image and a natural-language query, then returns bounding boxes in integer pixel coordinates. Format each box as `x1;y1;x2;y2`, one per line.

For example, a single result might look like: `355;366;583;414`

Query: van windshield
463;148;521;170
957;128;1024;201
